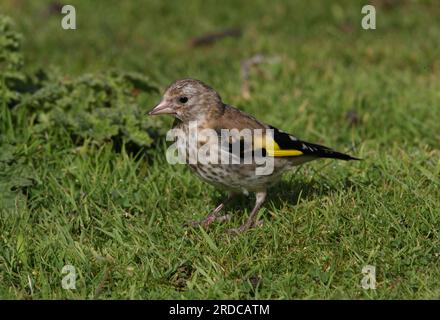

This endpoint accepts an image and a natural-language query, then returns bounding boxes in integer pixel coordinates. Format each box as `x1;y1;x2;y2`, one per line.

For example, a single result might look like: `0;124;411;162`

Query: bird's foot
216;214;232;222
227;219;263;235
185;218;213;229
185;214;232;229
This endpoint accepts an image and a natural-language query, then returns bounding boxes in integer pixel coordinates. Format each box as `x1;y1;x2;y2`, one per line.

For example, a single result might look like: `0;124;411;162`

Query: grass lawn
0;0;439;299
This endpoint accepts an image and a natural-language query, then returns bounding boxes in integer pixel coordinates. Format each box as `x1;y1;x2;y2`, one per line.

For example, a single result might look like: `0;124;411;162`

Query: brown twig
189;28;242;47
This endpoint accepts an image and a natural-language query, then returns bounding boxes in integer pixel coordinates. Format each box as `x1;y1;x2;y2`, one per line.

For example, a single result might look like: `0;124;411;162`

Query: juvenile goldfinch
149;79;359;234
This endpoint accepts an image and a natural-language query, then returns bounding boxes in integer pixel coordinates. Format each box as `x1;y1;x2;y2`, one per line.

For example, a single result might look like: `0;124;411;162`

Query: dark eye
179;96;188;104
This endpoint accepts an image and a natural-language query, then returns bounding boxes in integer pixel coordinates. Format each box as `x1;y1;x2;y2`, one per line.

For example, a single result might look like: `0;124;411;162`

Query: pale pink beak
148;101;175;115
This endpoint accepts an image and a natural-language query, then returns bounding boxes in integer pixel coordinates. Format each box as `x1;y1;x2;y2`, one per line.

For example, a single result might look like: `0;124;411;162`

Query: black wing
269;125;360;160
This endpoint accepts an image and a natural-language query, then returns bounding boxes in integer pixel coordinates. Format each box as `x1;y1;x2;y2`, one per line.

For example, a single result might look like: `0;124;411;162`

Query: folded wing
263;125;359;161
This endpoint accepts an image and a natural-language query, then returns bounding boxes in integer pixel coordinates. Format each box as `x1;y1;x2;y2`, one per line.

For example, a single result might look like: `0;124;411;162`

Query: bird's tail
316;150;360;161
301;141;361;161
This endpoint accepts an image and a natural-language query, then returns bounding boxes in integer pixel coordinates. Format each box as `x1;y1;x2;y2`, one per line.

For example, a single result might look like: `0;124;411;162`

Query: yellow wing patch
254;134;304;157
269;149;304;157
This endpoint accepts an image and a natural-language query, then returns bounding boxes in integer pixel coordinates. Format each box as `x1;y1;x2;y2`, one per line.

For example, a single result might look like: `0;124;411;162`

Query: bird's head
148;79;224;122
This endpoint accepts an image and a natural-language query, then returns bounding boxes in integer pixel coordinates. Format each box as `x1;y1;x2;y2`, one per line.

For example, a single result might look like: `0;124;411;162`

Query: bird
148;79;359;234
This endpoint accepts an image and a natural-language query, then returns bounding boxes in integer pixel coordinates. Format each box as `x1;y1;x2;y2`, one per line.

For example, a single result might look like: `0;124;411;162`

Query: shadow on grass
205;177;340;221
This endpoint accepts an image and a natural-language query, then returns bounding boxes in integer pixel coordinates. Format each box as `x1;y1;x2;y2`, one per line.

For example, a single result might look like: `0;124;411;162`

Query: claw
226;227;243;235
227;219;264;235
185;216;214;229
217;214;232;222
184;220;203;227
227;224;249;235
185;194;236;230
185;213;231;229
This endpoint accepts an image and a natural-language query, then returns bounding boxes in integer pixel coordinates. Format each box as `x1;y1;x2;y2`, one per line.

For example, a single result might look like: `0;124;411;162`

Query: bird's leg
228;191;266;235
186;193;237;228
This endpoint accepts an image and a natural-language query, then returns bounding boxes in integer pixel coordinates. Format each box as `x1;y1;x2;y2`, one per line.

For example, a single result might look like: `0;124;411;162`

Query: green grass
1;0;439;299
